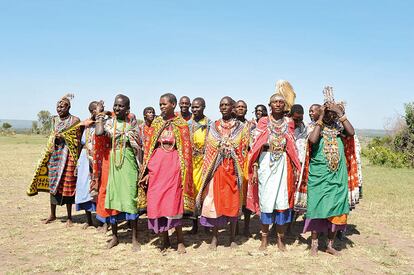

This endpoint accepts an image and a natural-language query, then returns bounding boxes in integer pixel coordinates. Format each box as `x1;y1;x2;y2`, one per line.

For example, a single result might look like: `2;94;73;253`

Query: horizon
0;1;412;129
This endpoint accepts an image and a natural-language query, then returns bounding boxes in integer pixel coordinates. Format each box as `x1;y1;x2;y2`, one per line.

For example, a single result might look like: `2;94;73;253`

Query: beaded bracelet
339;114;348;122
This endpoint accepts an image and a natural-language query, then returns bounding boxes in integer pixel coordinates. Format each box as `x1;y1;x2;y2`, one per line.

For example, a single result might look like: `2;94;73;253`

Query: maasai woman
139;93;194;254
74;101;103;229
139;106;156;145
248;93;301;251
95;94;142;251
295;86;359;256
197;96;249;250
45;95;81;227
235;99;254;237
28;94;81;227
188;97;211;234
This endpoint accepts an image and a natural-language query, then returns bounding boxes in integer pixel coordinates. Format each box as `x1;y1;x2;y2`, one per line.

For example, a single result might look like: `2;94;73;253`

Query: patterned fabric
188;116;211;200
246;116;301;214
196;119;249;210
295;134;361;212
138;115;194;216
95;114;142;220
27;115;81;196
294;122;308;164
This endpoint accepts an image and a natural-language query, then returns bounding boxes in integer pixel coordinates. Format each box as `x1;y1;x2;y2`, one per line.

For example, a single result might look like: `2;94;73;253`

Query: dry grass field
0;134;413;274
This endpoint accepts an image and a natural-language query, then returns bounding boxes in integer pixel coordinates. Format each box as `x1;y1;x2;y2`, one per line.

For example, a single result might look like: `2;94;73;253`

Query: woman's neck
164;112;175;121
271;112;284;120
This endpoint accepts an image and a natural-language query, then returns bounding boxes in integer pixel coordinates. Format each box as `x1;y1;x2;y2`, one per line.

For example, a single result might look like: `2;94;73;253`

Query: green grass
0;134;47;145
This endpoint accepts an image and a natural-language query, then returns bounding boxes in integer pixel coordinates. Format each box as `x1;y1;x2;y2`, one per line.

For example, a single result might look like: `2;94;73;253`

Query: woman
248;93;301;251
139;93;194;254
75;101;101;229
197;96;249;250
28;94;81;227
95;94;142;251
295;87;360;256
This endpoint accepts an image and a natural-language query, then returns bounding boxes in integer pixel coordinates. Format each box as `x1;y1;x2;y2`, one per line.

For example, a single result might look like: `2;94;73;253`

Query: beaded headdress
59;93;75;107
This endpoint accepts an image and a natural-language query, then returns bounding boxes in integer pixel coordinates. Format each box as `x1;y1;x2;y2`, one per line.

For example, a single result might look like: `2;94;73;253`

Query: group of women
28;80;361;256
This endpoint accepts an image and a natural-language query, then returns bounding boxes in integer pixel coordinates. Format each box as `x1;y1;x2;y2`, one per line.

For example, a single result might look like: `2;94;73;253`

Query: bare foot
65;219;73;227
82;223;90;230
42;216;56;224
107;237;119;249
326;246;340;256
230;242;238;249
132;241;141;252
209;236;218;251
97;223;109;233
161;239;171;252
258;236;268;251
310;244;318;256
277;238;286;252
177;243;186;254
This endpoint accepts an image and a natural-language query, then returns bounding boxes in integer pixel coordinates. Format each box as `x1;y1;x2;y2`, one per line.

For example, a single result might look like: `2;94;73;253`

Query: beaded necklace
321;124;340;172
267;116;287;163
159;123;176;152
112;118;127;168
218;118;237;170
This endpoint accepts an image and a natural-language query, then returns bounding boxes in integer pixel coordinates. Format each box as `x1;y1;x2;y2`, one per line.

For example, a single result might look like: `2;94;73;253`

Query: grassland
0;134;413;274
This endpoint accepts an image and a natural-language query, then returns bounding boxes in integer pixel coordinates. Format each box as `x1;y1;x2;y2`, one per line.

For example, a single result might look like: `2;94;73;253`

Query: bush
362;145;408;168
362;101;414;168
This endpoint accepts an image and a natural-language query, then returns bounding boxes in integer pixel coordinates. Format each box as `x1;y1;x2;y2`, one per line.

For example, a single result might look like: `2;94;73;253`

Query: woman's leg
44;204;57;224
259;224;270;251
107;222;119;249
310;231;318;256
161;231;171;251
176;225;186;254
209;227;219;251
65;204;73;227
276;224;287;251
229;220;238;248
131;219;141;252
326;230;340;255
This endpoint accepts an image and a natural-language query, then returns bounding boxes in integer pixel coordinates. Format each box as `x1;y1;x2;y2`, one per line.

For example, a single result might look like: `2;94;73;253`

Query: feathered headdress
273;80;296;112
59;93;75;107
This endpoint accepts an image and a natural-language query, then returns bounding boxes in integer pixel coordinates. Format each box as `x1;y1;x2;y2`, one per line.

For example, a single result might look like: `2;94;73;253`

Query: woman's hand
326;103;344;117
250;165;259;185
138;174;149;188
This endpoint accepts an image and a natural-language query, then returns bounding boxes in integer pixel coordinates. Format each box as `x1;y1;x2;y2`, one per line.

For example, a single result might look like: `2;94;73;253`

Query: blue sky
0;0;412;129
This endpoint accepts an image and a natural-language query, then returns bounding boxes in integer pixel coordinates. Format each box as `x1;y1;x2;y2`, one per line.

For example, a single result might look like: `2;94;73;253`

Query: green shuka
306;137;349;219
104;119;138;214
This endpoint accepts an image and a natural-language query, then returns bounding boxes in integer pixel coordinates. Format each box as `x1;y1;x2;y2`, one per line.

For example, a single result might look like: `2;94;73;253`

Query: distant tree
37;110;52;135
2;122;12;130
32;121;40;134
404;102;414;132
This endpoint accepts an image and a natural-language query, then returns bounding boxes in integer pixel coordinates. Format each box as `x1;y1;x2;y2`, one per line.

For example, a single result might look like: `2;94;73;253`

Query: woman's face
159;97;176;118
309;105;320;122
234;101;247;118
144;109;155;122
255;106;266;120
113;97;129;119
56;101;70;118
269;99;285;115
220;98;233;118
323;109;338;125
